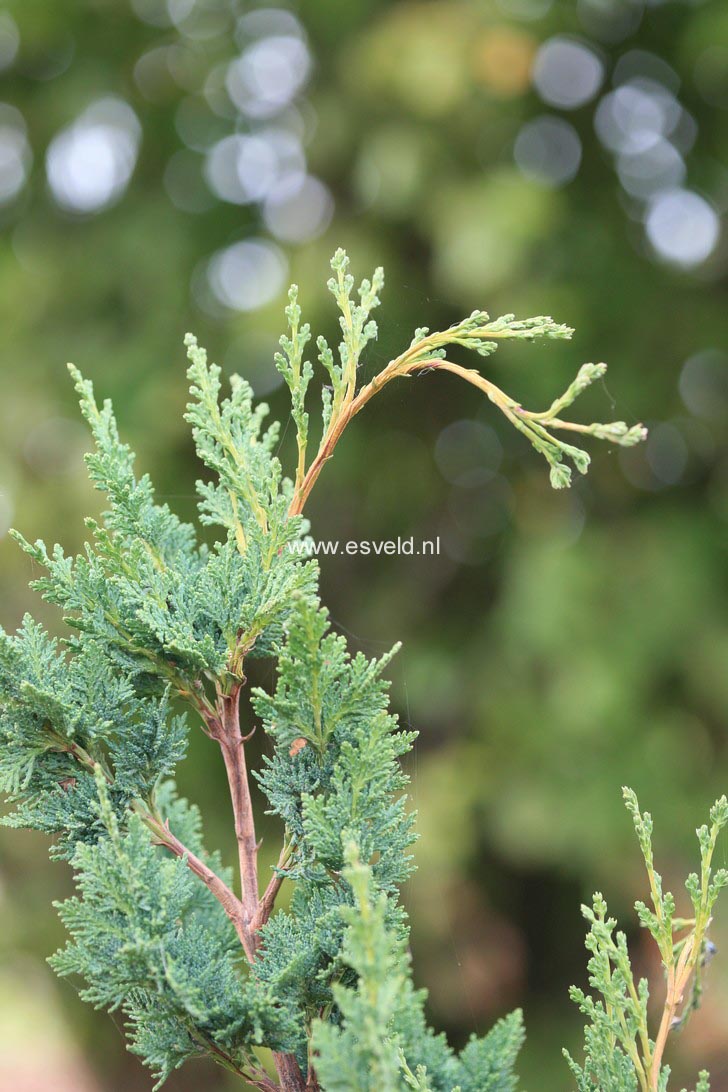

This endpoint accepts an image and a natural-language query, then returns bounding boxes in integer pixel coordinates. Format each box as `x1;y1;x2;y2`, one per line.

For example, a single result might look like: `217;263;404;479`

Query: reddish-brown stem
152;809;305;1088
57;702;305;1087
288;363;396;516
144;813;249;949
206;685;260;933
252;850;291;934
202;688;305;1089
287;354;505;518
649;938;695;1089
273;1052;308;1092
55;731;253;955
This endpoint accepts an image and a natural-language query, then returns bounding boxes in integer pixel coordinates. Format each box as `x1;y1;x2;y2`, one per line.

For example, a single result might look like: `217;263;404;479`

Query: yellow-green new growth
275;251;646;513
566;790;728;1092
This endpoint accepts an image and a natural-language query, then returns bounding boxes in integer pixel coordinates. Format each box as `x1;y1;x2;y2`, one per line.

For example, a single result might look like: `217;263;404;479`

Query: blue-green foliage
12;358;316;690
253;600;413;889
52;773;294;1089
251;599;421;1068
311;846;524;1092
0;616;185;858
6;251;635;1089
184;335;317;666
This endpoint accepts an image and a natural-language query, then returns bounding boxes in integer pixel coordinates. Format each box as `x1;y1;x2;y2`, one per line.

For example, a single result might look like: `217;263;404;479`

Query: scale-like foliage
52;773;294;1089
254;599;413;890
5;250;711;1092
566;793;728;1092
312;845;524;1092
0;617;185;858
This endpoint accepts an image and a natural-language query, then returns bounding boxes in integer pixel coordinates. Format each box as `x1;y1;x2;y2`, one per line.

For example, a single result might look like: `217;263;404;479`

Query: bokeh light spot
533;36;604;110
448;475;513;540
263;174;333;244
616;138;685;199
46;98;141;214
205;238;287;312
204;128;305;205
679;350;728;422
595;79;682;155
645;422;688;486
435;420;502;487
354;126;427;215
226;36;311;119
225;331;284;397
514;115;582;187
644;189;720;269
473;27;535;97
0;104;31;205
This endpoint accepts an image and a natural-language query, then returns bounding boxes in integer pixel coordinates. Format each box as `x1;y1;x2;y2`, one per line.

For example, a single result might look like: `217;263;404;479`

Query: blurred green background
1;0;728;1088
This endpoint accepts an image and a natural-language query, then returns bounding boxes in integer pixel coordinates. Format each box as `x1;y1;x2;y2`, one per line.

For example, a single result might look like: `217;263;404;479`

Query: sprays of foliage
1;252;719;1092
566;790;728;1092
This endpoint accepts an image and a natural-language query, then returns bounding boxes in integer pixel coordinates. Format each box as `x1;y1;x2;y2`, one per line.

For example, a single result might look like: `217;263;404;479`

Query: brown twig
143;812;249;949
287;348;512;518
252;841;293;934
649;937;695;1089
200;686;306;1090
201;683;260;959
273;1052;308;1092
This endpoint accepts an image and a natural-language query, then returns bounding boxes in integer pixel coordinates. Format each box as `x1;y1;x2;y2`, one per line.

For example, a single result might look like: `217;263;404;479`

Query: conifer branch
53;711;252;955
287;256;646;515
196;682;307;1088
566;791;728;1092
141;810;248;948
6;249;717;1092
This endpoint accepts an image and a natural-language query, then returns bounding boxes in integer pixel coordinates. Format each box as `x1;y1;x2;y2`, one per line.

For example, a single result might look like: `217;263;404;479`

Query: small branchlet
326;247;384;403
275;286;313;496
566;790;728;1092
285;250;646;512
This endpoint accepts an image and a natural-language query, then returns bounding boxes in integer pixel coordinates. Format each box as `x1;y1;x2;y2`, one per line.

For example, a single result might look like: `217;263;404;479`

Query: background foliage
0;0;727;1088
